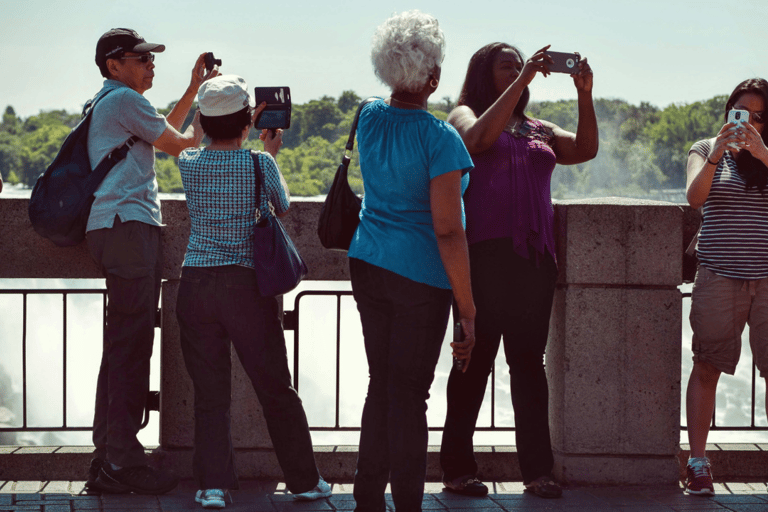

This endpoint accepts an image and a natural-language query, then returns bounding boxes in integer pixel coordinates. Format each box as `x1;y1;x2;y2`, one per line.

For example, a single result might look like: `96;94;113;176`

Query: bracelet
707;157;719;166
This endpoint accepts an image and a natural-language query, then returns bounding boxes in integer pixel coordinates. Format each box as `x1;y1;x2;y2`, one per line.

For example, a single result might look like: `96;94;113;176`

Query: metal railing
0;288;156;436
0;287;765;439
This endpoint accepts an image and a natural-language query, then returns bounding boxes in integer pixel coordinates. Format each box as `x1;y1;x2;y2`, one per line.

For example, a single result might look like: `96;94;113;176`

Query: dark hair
457;42;530;118
725;78;768;192
98;62;111;79
200;107;252;140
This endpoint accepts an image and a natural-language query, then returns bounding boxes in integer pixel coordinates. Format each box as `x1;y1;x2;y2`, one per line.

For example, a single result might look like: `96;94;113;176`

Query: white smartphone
727;109;749;149
728;109;749;125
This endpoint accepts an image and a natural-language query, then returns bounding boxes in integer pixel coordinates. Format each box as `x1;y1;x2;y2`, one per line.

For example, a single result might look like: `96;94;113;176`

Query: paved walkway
1;480;767;511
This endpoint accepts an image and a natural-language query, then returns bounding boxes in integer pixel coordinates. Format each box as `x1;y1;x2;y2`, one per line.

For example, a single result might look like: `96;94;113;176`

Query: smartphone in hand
453;319;465;371
728;109;749;126
544;51;580;74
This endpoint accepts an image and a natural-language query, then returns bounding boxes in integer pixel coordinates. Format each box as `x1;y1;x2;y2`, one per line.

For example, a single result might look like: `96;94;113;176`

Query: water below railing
1;280;766;449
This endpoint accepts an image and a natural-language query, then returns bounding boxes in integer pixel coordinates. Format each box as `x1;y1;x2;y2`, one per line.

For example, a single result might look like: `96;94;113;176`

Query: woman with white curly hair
347;10;476;512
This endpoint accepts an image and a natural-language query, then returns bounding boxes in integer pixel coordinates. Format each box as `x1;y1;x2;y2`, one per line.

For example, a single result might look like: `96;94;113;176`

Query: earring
430;78;439;89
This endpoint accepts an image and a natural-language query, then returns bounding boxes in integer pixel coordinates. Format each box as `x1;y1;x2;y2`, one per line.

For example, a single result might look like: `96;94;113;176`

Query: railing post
547;199;683;485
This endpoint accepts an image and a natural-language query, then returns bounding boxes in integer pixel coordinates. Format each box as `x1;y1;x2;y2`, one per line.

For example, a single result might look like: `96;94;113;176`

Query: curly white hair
371;10;445;93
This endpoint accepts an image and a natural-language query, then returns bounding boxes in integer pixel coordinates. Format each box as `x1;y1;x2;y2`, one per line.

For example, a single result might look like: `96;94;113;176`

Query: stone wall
0;197;710;484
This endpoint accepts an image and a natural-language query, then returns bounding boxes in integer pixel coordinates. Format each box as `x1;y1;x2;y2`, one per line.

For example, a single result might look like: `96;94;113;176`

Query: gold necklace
390;97;426;110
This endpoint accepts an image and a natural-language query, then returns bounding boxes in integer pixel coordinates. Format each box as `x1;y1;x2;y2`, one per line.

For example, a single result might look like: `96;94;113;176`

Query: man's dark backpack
28;90;138;246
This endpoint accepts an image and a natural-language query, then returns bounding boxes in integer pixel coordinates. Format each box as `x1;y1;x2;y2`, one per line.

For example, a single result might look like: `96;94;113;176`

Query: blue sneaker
195;489;229;509
293;477;332;500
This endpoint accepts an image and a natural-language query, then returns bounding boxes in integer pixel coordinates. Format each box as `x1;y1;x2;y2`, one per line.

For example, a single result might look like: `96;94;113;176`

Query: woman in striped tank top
684;78;768;497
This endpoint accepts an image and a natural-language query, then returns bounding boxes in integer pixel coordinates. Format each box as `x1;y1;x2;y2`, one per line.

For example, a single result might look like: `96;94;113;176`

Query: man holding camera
84;28;216;494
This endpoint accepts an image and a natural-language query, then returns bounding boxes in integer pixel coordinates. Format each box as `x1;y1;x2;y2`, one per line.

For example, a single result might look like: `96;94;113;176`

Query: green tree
155;157;183;193
19;123;70;185
2;106;21;135
338;90;362;113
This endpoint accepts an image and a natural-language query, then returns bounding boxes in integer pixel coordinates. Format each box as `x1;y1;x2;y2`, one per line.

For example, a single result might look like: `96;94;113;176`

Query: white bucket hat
197;75;255;116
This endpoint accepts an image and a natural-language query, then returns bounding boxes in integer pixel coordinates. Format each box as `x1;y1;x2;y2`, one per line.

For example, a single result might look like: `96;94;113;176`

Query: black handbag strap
250;150;275;220
337;97;379;177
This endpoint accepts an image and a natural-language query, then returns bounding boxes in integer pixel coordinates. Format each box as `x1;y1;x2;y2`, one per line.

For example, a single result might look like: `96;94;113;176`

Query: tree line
0;91;727;198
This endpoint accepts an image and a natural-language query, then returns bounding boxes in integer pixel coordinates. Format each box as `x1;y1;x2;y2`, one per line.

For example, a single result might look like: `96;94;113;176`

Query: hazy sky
2;0;767;118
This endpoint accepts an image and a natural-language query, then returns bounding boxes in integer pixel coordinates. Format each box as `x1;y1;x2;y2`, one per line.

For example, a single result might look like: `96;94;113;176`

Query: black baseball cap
95;28;165;67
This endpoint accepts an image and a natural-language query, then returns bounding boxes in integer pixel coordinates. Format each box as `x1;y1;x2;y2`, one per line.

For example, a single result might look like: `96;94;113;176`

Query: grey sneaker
293;477;332;500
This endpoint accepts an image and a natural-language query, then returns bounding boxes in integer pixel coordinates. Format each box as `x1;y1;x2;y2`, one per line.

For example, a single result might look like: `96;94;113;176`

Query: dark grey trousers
87;216;162;468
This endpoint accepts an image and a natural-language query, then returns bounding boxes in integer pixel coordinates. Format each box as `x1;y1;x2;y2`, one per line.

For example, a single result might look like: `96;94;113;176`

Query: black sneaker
95;463;179;495
84;458;105;493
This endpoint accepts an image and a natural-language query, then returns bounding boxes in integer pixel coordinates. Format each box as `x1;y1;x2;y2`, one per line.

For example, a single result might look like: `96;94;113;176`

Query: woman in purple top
440;43;598;499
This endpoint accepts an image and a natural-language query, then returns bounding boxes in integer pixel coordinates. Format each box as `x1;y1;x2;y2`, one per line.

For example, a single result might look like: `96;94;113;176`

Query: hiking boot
443;475;489;497
95;463;179;494
293;477;332;500
195;489;229;509
84;458;105;493
685;457;715;496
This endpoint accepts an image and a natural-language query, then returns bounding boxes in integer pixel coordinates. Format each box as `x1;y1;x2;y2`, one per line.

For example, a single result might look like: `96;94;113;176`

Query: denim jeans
176;265;319;492
440;238;557;485
87;217;162;468
349;258;453;512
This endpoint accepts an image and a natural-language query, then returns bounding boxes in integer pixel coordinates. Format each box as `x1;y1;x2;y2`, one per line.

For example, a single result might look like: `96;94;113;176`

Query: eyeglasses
121;54;155;64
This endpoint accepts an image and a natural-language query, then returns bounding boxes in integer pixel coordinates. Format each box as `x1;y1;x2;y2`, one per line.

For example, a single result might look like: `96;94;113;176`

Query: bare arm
687;126;739;209
448;45;552;154
152;109;204;157
166;53;218;130
536;56;598;165
430;170;476;371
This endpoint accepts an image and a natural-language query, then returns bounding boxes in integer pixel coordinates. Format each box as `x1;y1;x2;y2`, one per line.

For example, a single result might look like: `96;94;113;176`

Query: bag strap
250;150;275;220
336;97;379;181
85;88;140;167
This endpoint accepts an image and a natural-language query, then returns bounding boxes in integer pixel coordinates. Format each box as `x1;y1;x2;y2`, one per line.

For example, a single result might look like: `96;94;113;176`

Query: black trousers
440;238;557;484
87;217;162;468
175;265;319;492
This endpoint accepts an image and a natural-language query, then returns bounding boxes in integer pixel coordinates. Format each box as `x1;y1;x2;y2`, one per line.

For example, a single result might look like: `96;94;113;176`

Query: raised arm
430;170;475;371
449;45;552;154
540;57;598;165
686;126;739;209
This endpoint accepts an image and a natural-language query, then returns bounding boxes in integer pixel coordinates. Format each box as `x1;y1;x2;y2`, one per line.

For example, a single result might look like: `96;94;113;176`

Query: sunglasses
121;54;155;64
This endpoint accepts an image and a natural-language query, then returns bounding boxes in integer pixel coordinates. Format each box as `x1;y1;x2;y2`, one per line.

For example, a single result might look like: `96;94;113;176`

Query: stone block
554;454;680;485
548;287;681;457
159;279;273;449
555;198;683;286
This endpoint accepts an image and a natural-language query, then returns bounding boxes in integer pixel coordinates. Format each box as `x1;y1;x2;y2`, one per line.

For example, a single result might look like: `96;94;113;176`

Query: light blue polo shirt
348;99;473;289
86;80;169;232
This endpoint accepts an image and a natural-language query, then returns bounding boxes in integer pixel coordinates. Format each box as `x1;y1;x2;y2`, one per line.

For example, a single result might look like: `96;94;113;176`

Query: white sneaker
293;477;332;500
195;489;228;509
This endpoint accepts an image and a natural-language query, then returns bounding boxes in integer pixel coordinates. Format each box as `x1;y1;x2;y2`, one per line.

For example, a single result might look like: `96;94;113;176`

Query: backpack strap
84;87;142;160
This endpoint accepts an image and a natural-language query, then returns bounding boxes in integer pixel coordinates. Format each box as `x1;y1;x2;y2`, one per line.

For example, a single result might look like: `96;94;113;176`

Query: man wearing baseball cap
84;28;217;495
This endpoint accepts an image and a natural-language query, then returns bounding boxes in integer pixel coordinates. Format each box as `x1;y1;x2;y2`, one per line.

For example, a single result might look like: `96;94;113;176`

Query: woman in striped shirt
684;78;768;496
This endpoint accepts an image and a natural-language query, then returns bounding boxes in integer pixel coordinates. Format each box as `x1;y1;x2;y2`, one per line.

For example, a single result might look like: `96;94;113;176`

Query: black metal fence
0;287;765;440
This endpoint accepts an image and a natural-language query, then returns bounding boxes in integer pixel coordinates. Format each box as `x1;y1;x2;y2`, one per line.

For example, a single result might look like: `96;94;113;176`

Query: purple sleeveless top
464;118;557;264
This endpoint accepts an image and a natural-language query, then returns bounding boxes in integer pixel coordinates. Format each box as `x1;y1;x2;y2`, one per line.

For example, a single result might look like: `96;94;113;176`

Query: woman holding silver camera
439;43;597;499
683;78;768;496
347;10;475;512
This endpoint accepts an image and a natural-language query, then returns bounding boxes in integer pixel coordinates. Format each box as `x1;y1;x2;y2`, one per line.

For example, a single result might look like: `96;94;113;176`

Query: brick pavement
1;480;767;511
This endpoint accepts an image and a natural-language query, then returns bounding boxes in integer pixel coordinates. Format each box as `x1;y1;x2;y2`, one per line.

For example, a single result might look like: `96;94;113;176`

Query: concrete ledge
0;445;521;482
2;445;767;482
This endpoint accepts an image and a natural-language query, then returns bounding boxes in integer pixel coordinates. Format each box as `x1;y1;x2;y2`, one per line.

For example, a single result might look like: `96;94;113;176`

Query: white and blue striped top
691;139;768;280
178;148;289;269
